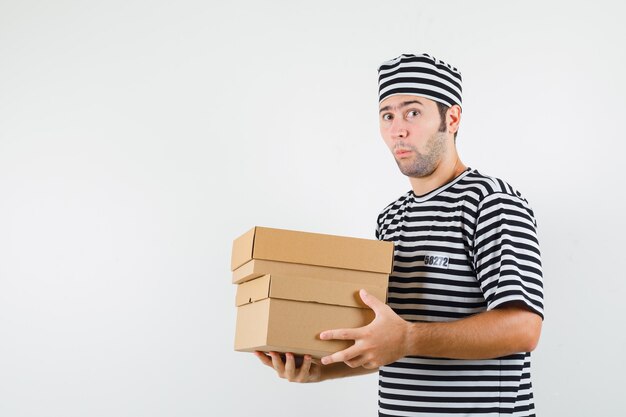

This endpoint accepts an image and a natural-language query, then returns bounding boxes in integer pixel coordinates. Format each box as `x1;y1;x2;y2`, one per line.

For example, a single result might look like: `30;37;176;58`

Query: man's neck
409;157;467;197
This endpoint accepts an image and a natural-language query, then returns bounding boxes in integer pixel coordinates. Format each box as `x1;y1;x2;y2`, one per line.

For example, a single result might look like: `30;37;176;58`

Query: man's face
379;94;450;178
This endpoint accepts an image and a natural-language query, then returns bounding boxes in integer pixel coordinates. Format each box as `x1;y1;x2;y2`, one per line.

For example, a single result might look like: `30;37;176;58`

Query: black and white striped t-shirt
375;168;544;417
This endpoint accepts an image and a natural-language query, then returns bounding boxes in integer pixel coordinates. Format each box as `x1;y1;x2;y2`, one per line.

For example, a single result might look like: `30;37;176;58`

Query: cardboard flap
232;259;391;286
235;275;271;306
231;227;257;271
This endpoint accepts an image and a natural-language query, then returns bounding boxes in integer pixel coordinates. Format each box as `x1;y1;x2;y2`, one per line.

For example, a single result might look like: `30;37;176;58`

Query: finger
321;345;360;366
359;289;386;314
319;327;360;341
268;351;285;374
254;351;274;368
284;352;296;375
296;355;313;382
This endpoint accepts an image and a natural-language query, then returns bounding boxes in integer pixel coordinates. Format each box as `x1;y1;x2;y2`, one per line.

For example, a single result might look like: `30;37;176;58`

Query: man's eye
382;114;393;121
407;110;420;118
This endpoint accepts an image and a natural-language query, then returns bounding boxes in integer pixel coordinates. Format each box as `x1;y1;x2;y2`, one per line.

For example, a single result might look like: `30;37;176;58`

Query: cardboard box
231;226;394;358
234;274;377;358
231;226;394;283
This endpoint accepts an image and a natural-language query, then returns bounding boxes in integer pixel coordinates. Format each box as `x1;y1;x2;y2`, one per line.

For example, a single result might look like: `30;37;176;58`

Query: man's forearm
404;304;542;360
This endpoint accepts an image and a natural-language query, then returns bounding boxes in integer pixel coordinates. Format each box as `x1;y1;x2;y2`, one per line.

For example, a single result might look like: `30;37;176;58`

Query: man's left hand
319;289;410;369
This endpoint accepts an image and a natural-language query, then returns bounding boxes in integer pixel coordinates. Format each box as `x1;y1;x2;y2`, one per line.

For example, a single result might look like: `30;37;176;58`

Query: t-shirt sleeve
473;192;545;319
375;210;386;240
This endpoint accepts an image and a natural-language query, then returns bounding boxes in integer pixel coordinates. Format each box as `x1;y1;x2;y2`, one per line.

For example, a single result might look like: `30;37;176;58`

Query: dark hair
436;101;459;140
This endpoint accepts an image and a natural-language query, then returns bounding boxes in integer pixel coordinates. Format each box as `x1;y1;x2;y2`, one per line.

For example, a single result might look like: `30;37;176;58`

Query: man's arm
320;289;542;368
404;301;541;360
254;351;377;383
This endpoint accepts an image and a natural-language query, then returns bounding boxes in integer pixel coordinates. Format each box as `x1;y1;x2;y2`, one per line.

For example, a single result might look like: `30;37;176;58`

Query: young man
256;53;544;416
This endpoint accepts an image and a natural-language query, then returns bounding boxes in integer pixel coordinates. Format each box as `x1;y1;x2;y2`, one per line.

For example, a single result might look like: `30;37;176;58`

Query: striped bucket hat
378;53;463;108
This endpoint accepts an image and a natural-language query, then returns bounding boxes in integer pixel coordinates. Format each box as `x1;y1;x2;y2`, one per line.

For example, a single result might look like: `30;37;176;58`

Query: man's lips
395;149;412;158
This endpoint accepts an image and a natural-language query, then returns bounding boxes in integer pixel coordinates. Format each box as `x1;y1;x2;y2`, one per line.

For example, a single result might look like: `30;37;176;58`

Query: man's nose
390;119;408;139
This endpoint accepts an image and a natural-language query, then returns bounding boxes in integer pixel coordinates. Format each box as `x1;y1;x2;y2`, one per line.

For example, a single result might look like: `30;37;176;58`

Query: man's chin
399;169;428;178
397;163;434;178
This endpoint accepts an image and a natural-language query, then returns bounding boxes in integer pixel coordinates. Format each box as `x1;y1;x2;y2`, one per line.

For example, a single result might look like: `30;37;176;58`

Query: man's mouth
395;149;412;158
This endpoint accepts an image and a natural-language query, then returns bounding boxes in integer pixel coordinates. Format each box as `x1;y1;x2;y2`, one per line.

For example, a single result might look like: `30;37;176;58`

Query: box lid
231;226;394;273
232;259;391;285
235;274;385;309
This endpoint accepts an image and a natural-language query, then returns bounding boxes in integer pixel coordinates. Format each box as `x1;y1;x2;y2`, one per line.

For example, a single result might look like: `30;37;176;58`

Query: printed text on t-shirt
424;255;449;269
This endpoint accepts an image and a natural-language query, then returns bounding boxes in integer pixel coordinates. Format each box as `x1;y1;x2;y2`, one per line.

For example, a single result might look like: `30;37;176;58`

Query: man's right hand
254;351;322;383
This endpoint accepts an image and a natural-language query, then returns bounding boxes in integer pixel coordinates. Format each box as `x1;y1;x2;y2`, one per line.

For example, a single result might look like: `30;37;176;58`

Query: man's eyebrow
379;100;424;113
400;100;424;108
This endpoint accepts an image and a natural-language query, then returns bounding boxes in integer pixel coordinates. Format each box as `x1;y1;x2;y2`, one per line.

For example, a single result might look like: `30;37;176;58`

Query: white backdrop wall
1;1;624;416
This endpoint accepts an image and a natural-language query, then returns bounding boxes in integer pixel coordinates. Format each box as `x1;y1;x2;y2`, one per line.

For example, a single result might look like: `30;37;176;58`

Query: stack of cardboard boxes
231;226;394;359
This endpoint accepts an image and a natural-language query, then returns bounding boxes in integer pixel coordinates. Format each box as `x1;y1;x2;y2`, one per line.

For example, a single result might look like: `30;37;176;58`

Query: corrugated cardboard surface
234;298;375;358
234;298;272;352
230;227;256;272
231;226;394;273
235;274;387;309
235;275;272;306
232;259;391;286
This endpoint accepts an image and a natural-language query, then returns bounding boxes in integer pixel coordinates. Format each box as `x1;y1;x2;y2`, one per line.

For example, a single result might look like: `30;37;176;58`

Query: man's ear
448;105;462;135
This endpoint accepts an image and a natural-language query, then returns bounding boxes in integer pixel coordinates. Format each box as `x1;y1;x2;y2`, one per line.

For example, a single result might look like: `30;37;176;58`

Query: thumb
359;289;385;314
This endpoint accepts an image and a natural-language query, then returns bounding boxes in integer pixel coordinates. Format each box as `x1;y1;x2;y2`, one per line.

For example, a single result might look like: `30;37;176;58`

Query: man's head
377;54;463;178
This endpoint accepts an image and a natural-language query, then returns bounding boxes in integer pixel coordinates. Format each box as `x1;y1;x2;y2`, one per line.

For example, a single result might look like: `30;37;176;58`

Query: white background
1;1;625;416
